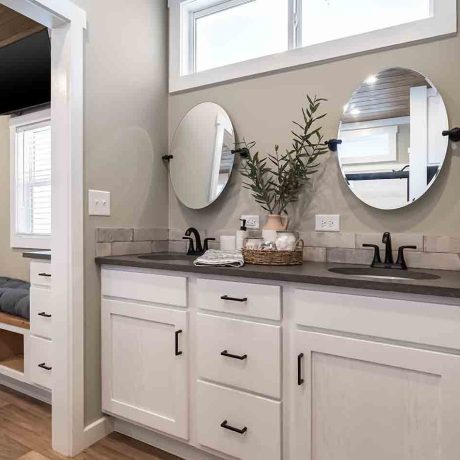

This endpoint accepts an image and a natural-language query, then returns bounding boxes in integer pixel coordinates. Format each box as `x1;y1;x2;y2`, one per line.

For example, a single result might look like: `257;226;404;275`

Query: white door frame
0;0;111;456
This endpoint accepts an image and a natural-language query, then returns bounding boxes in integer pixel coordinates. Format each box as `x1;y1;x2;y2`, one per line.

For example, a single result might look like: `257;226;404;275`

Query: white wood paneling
102;299;188;440
196;313;281;398
102;268;187;307
196;380;281;460
197;278;281;320
294;289;460;350
294;330;460;460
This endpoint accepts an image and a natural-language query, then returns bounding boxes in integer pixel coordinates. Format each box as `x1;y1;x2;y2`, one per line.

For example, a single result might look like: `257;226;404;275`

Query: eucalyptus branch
240;96;328;216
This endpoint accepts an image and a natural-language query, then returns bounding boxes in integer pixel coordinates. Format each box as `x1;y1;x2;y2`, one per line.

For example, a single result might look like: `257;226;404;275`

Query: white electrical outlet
89;190;111;216
315;214;340;232
241;215;260;229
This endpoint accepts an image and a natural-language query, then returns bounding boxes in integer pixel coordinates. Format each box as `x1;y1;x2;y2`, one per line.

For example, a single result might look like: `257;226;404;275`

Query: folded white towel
194;249;244;268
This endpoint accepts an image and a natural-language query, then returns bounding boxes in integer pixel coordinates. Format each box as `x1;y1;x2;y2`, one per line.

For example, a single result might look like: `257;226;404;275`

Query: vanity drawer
196;380;281;460
30;287;53;340
101;268;187;307
196;279;281;321
29;335;52;390
30;261;52;287
294;289;460;350
197;314;281;398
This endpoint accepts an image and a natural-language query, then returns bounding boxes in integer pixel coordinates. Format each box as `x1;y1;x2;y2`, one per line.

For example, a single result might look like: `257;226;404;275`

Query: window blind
15;121;51;236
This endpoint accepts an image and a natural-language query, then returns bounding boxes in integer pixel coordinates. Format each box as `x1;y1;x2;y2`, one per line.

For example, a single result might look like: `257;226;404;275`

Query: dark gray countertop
23;251;51;260
96;253;460;299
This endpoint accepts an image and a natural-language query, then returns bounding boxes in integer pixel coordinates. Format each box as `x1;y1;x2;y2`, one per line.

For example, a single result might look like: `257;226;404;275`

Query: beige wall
70;0;460;428
169;9;460;237
0;116;29;281
72;0;169;424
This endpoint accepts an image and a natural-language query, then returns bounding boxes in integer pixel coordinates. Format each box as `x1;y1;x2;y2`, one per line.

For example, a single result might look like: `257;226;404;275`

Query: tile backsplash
301;232;460;271
96;227;460;271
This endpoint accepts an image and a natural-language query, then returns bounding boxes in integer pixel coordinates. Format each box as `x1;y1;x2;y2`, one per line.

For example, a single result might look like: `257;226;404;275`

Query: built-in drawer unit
196;380;281;460
30;261;52;287
196;279;281;321
29;335;52;390
30;287;53;340
102;268;187;307
294;289;460;350
197;313;281;398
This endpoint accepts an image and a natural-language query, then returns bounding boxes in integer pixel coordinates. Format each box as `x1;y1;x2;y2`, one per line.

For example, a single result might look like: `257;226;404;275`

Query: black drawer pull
221;350;247;361
297;353;304;386
220;295;248;303
38;273;52;278
38;363;52;371
175;330;183;356
38;312;52;318
220;420;247;435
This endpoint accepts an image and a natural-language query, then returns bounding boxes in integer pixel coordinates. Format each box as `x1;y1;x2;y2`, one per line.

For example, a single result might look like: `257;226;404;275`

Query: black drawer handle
297;353;304;386
220;420;247;435
38;363;52;371
38;273;52;278
38;312;52;318
221;350;248;361
175;330;183;356
220;295;248;303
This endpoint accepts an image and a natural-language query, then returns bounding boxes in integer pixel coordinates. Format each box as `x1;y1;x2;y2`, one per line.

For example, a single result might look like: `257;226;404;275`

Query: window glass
301;0;431;46
195;0;288;72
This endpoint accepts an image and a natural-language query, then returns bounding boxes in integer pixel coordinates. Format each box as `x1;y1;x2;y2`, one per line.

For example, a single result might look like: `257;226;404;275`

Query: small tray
242;240;304;266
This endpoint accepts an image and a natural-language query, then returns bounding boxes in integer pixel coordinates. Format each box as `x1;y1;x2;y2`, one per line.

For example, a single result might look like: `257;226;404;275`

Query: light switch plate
88;190;111;216
315;214;340;232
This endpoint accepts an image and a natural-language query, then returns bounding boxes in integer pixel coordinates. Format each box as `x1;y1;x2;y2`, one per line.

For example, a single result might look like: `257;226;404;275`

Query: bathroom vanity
97;254;460;460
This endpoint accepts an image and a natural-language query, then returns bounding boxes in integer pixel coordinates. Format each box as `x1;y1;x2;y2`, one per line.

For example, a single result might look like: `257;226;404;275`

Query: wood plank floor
0;385;183;459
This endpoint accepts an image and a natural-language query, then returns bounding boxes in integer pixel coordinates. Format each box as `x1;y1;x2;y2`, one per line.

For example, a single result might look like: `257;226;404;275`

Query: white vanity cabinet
99;265;460;460
101;269;189;440
293;289;460;460
294;331;460;460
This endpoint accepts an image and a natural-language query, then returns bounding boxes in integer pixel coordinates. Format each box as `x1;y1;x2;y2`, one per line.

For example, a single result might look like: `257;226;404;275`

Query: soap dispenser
236;219;248;250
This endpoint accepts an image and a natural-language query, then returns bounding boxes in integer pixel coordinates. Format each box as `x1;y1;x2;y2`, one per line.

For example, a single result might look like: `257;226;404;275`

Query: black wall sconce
442;128;460;143
325;139;342;152
162;155;174;162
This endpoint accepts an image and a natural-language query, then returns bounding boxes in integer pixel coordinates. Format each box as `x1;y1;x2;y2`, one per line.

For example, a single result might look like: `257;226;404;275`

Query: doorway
0;0;98;456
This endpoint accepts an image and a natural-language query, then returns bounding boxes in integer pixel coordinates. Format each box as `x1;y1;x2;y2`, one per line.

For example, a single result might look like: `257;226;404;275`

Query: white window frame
10;108;51;250
169;0;457;93
339;125;399;165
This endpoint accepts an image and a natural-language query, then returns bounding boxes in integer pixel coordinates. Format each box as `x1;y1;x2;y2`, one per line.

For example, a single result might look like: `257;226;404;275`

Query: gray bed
0;278;30;320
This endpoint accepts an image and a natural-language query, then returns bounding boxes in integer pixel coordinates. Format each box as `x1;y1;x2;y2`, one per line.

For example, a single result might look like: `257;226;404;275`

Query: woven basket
242;240;304;266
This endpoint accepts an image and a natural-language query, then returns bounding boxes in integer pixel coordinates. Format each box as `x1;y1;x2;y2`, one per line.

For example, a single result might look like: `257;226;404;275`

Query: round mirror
338;67;449;210
170;103;235;210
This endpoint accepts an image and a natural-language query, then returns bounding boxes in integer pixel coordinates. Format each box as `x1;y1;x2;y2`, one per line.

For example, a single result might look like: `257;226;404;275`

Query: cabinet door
294;330;460;460
102;299;188;439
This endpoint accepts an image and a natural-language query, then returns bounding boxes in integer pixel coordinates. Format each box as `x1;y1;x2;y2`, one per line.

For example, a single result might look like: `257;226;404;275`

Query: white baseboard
113;417;223;460
82;416;113;450
0;374;51;404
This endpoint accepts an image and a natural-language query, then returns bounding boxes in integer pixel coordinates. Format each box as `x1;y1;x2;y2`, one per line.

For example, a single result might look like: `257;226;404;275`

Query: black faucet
363;232;417;270
182;228;215;256
382;232;394;265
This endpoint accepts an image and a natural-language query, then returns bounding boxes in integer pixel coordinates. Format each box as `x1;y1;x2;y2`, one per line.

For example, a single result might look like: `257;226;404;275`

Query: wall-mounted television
0;30;51;115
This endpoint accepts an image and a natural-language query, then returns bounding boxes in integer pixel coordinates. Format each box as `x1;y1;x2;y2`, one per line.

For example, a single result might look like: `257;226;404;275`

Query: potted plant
240;95;328;241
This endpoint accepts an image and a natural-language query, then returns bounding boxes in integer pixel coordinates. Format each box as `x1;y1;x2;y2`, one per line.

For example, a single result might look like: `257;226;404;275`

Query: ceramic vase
262;214;289;243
